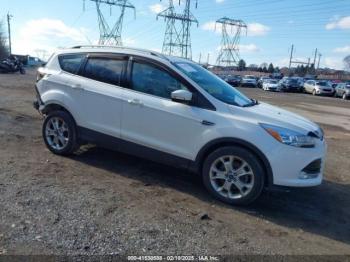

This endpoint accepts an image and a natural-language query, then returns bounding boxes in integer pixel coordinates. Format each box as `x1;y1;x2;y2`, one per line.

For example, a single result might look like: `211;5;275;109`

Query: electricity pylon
157;0;182;56
157;0;198;59
216;17;247;67
86;0;135;46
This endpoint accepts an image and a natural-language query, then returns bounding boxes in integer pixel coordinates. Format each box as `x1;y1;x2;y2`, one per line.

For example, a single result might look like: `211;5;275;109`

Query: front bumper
316;89;334;95
268;138;327;187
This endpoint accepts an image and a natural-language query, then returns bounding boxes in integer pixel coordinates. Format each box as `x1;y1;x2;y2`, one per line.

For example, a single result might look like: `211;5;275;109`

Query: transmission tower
157;1;182;56
86;0;135;46
157;0;198;59
216;17;247;67
180;0;198;59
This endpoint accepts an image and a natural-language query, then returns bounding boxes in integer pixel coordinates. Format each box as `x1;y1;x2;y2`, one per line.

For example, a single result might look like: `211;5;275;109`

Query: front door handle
70;84;84;90
128;99;143;106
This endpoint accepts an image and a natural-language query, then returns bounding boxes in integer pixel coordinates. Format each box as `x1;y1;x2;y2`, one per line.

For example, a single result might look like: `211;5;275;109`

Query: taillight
36;67;50;82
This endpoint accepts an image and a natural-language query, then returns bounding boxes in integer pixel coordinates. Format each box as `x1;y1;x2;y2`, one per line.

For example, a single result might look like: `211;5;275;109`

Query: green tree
268;63;274;73
238;59;246;71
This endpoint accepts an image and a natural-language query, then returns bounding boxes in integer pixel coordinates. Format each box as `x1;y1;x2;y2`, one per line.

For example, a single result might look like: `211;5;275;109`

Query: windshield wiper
243;99;259;107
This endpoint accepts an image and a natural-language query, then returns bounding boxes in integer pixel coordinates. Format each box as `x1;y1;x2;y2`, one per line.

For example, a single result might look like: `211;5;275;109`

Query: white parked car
241;75;257;87
303;80;334;96
262;79;279;91
34;46;326;205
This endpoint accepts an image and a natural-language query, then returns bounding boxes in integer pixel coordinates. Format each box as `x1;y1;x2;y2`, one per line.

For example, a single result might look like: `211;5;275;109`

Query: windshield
316;81;328;86
174;62;253;107
267;80;278;84
245;76;255;79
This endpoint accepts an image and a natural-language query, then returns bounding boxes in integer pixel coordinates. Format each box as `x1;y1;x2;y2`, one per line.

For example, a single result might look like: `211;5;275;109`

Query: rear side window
82;58;125;86
58;54;85;74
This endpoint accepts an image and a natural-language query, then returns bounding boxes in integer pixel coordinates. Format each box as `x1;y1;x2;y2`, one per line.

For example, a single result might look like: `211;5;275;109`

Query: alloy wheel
209;155;254;199
45;117;70;150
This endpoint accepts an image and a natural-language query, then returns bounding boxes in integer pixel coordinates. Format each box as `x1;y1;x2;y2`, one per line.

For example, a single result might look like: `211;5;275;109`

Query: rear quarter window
58;54;85;74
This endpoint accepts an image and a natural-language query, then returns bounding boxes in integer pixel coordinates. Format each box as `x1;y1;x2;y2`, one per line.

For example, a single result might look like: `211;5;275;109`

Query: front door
121;59;214;161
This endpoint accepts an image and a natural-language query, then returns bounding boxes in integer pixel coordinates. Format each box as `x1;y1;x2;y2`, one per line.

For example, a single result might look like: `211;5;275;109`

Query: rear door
65;53;127;139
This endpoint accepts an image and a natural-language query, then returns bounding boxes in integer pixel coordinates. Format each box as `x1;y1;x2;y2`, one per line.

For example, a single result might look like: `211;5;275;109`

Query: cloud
239;44;260;52
215;0;225;3
333;45;350;53
201;21;270;36
247;23;270;36
149;3;166;14
326;16;350;30
216;44;260;53
323;57;344;70
12;18;90;56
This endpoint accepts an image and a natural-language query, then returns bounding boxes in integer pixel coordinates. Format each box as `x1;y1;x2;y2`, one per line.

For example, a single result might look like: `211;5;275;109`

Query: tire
312;89;316;96
42;110;78;155
202;146;265;205
343;93;348;100
20;67;26;75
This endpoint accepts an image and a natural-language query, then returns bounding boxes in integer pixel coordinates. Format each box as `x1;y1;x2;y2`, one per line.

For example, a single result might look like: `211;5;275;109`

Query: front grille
302;159;322;174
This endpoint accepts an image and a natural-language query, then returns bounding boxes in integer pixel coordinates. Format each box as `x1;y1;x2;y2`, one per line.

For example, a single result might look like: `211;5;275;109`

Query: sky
1;0;350;70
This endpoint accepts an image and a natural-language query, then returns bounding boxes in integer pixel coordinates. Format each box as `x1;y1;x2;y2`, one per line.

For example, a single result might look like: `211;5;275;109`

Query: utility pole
313;48;318;67
86;0;135;46
7;13;12;55
207;53;210;65
317;53;322;69
215;17;247;67
289;44;294;69
198;52;202;64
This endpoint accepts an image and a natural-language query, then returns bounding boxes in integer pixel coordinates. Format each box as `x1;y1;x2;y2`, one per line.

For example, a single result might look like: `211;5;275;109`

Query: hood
230;102;320;135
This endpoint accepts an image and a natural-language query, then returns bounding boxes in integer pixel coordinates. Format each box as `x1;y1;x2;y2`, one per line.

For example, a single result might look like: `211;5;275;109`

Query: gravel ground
0;70;350;256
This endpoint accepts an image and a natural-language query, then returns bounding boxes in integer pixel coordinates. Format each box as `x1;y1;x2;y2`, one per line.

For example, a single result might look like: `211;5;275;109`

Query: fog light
298;172;319;180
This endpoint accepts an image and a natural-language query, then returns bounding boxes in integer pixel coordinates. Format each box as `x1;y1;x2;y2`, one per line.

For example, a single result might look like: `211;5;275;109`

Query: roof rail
70;45;169;61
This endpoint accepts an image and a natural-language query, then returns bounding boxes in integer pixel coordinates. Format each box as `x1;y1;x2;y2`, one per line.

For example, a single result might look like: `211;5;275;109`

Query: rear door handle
128;99;143;106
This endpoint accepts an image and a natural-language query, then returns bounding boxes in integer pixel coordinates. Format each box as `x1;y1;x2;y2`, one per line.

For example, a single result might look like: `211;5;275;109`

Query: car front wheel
202;146;265;205
343;93;348;100
42;111;78;155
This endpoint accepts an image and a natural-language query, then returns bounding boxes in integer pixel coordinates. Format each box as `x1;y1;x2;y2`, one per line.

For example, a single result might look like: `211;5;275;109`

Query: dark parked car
279;78;303;92
335;82;350;100
225;75;242;86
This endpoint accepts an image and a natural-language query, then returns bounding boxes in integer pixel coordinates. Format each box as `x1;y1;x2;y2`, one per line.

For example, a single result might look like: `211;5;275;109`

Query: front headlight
260;123;316;148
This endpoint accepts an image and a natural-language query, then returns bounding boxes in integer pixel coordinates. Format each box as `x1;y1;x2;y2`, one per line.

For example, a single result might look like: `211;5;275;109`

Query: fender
190;137;274;187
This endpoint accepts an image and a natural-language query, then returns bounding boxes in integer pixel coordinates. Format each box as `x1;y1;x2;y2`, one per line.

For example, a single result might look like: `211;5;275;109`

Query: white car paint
36;47;326;188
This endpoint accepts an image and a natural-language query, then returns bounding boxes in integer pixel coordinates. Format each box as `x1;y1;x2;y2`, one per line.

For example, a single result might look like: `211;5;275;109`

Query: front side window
58;54;85;74
83;58;125;85
131;62;188;99
174;61;252;107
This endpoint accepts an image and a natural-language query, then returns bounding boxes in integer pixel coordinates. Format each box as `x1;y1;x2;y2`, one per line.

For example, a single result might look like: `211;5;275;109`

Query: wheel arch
191;138;274;188
41;102;77;126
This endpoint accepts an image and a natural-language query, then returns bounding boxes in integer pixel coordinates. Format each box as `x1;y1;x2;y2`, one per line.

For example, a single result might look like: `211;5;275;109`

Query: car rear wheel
343;93;348;100
202;146;265;205
42;111;78;155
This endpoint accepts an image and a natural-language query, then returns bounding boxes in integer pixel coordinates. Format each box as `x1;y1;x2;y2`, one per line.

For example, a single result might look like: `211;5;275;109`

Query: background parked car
257;76;270;88
262;79;279;91
278;77;302;92
304;80;334;96
335;82;350;100
241;75;257;87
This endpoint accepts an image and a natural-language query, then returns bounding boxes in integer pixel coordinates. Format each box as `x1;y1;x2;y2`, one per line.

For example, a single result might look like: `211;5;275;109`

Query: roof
56;45;191;64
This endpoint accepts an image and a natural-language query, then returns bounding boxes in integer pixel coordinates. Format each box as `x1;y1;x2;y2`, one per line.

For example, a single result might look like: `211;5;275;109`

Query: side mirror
171;90;193;104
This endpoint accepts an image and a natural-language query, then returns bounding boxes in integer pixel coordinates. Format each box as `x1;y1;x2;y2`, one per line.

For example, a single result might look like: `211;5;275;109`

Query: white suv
34;46;326;205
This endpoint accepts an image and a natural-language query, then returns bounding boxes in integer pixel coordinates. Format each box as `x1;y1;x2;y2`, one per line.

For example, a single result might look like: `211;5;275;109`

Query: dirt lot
0;70;350;256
